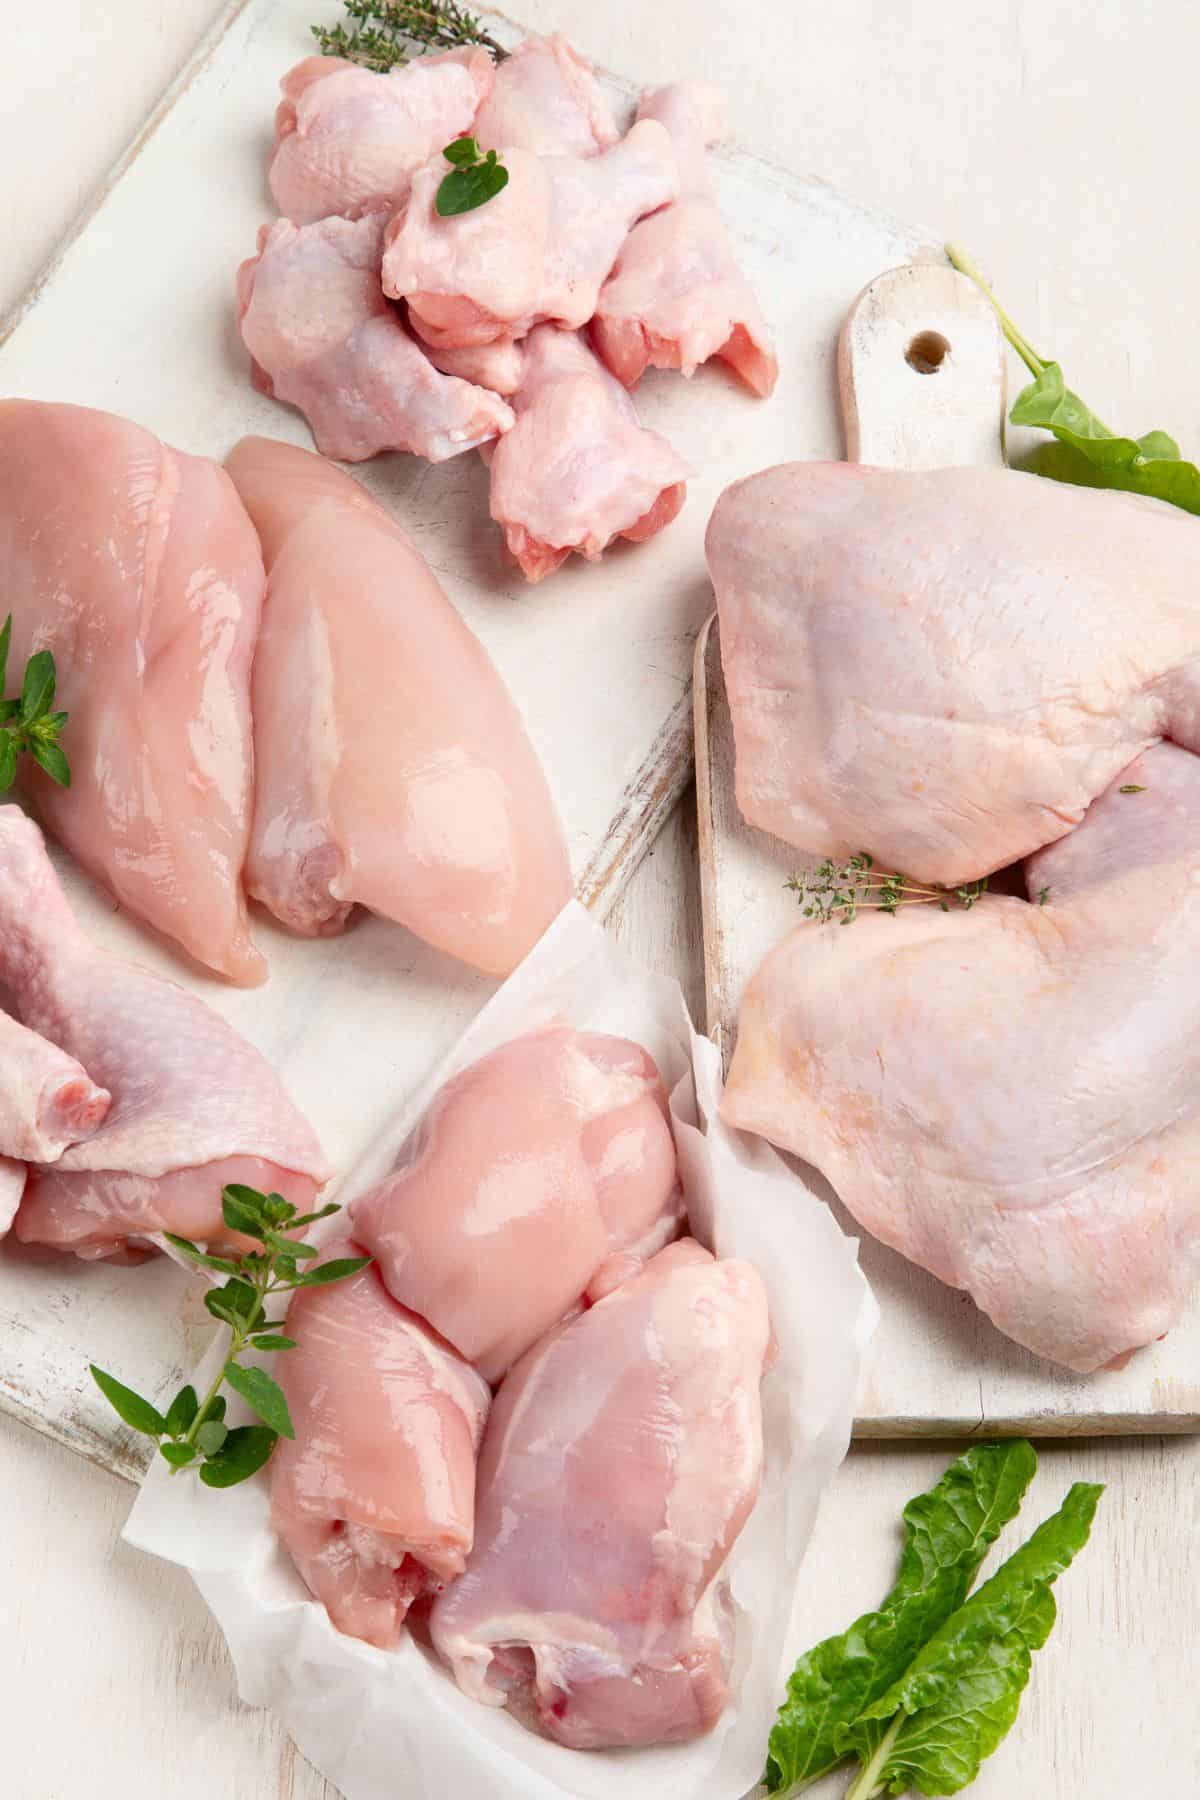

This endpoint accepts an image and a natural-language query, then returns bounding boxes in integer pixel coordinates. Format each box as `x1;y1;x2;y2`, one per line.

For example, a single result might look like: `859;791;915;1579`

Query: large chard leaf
764;1440;1037;1792
1013;364;1200;515
847;1481;1103;1796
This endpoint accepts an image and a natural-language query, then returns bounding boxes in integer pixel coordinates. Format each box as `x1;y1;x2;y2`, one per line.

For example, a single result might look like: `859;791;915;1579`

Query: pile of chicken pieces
709;462;1200;1374
239;33;777;581
270;1023;770;1751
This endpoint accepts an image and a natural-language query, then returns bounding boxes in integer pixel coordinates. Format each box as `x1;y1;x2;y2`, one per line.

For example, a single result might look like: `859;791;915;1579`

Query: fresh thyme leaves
946;242;1200;518
0;615;70;791
1118;784;1147;794
90;1185;367;1488
765;1443;1103;1799
785;853;988;925
311;0;506;73
1037;886;1050;906
436;136;509;215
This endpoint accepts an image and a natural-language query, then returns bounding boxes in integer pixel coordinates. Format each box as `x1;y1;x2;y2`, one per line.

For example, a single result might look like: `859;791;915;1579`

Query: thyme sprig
786;852;988;925
312;0;506;72
90;1185;368;1489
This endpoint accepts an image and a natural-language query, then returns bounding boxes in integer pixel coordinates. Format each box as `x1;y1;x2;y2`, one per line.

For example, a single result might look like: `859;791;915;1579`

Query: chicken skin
349;1025;684;1381
723;742;1200;1373
0;1010;109;1165
0;401;264;984
472;33;618;159
237;212;514;462
226;437;572;973
0;809;326;1258
271;1244;490;1649
430;1240;770;1749
707;463;1200;885
482;324;689;582
593;81;777;395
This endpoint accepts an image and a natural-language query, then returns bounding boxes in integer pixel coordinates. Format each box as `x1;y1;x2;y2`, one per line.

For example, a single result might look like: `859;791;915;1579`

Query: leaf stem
843;1712;905;1800
945;242;1046;379
172;1266;268;1467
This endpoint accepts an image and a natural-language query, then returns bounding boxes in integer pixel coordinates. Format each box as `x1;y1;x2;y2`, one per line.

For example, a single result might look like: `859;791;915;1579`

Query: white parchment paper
126;901;876;1800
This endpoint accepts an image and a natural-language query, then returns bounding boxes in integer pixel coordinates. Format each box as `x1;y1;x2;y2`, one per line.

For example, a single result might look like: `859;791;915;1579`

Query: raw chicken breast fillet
226;437;572;973
723;742;1200;1372
0;809;327;1258
381;120;679;347
350;1024;685;1381
271;1243;490;1648
237;212;514;462
0;401;264;983
267;49;493;224
707;462;1200;884
593;81;778;395
430;1240;770;1749
483;324;689;582
472;33;618;158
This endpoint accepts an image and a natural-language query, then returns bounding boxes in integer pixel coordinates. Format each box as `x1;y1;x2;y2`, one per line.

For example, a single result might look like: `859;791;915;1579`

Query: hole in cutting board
905;330;951;374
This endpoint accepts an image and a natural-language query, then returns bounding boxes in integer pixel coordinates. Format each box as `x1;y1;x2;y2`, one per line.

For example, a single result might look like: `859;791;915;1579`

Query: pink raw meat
473;33;618;158
0;1008;109;1164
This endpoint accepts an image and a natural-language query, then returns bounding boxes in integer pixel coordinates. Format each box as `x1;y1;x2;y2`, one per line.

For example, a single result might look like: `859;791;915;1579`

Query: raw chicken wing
723;742;1200;1372
0;809;327;1258
472;33;618;158
226;437;572;972
267;50;493;224
594;81;778;395
381;121;679;347
430;1240;770;1748
483;324;689;581
271;1243;490;1648
707;463;1200;884
237;213;514;462
350;1025;684;1380
0;401;264;984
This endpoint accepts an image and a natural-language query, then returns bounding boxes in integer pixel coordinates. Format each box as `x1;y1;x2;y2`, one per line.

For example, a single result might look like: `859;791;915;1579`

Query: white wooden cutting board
696;263;1200;1436
0;1;941;1478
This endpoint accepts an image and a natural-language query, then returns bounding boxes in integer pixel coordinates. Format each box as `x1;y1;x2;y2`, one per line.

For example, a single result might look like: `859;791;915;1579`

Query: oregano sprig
436;136;509;216
90;1184;367;1489
311;0;507;73
786;852;988;926
0;615;70;791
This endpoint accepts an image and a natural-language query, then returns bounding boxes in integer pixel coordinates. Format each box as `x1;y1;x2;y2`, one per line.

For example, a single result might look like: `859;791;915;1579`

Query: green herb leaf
162;1232;240;1275
288;1203;342;1229
159;1440;199;1468
286;1255;372;1289
30;738;71;787
435;139;509;216
0;733;18;792
164;1385;199;1436
89;1365;167;1438
263;1230;320;1260
198;1425;278;1488
310;0;506;74
1118;784;1146;794
765;1441;1036;1791
204;1278;259;1328
0;615;10;695
221;1183;272;1240
848;1482;1104;1795
204;1396;227;1424
19;649;55;723
196;1419;229;1457
443;133;480;165
250;1334;298;1352
224;1363;295;1439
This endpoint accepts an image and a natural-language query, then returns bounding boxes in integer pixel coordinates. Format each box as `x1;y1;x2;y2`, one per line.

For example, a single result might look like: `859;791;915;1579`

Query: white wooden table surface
3;4;1199;1795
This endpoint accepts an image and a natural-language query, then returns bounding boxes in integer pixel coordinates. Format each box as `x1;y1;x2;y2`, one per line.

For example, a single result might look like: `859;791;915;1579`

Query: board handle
838;262;1006;470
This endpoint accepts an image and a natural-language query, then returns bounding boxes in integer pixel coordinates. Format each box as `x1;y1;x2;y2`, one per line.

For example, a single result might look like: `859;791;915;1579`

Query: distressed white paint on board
695;264;1200;1435
0;1;938;1475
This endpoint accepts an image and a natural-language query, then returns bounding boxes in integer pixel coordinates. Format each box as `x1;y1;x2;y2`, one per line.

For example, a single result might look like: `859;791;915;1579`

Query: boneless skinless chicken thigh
237;212;514;462
0;401;264;984
349;1025;684;1381
267;49;494;224
225;437;571;972
431;1240;770;1749
593;81;778;395
271;1245;490;1649
0;809;327;1257
708;463;1200;884
381;121;679;347
724;743;1200;1373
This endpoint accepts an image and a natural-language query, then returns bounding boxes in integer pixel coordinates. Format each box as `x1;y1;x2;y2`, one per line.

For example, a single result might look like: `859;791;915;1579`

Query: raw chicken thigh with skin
593;81;778;395
271;1244;490;1649
707;463;1200;885
267;49;493;225
226;437;571;973
430;1240;770;1749
238;213;514;462
0;809;327;1258
472;33;618;158
0;1010;109;1165
381;120;679;347
483;323;689;582
350;1024;684;1381
723;742;1200;1373
0;401;264;985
